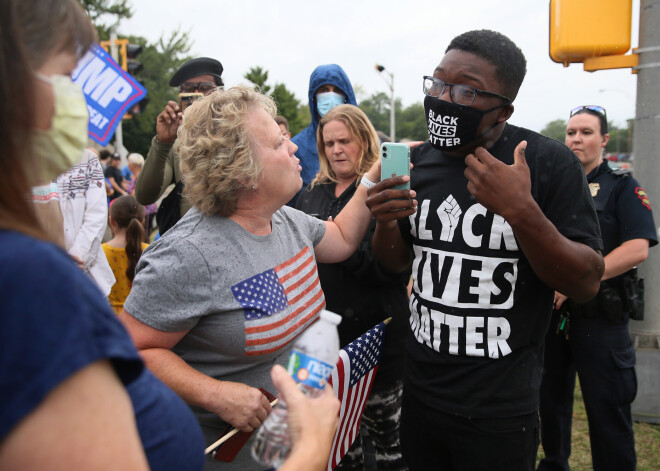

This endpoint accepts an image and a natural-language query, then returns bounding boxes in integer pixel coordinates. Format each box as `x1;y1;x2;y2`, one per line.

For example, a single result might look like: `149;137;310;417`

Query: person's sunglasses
179;81;216;93
570;105;607;119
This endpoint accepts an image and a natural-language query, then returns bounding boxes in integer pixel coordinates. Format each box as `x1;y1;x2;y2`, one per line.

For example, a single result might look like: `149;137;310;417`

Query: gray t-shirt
124;205;326;470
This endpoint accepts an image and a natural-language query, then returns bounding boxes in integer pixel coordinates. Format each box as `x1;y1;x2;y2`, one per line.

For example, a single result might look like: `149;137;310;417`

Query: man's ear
497;104;514;123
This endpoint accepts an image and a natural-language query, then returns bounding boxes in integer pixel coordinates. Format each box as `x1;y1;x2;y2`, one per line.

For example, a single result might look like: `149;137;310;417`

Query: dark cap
111;152;121;160
169;57;224;87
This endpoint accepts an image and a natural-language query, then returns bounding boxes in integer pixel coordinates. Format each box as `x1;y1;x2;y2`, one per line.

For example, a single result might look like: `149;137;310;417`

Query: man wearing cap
134;57;223;233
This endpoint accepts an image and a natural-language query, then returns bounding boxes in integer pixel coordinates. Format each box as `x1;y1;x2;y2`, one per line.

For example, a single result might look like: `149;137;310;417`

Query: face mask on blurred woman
32;73;88;182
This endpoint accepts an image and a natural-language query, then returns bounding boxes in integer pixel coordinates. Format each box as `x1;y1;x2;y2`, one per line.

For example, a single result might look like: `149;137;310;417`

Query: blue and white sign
73;43;147;146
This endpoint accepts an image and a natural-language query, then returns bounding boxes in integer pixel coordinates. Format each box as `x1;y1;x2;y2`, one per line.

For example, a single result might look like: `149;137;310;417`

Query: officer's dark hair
446;30;527;102
573;109;609;135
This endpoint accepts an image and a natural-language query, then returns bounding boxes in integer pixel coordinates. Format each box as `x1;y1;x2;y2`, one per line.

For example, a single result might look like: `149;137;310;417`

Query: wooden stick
204;398;279;455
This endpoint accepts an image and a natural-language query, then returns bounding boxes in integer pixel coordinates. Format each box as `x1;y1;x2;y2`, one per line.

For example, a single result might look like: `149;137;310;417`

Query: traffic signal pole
109;31;127;165
631;0;660;424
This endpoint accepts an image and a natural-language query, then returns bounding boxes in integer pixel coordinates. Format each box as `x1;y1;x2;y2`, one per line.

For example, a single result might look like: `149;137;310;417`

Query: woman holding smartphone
118;87;417;470
296;104;411;471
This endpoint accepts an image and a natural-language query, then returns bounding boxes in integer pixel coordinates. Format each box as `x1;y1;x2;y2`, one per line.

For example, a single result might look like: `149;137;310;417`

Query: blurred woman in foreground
0;1;204;469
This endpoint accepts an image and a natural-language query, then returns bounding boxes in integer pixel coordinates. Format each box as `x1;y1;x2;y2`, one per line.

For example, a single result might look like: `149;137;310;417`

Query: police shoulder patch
635;187;652;210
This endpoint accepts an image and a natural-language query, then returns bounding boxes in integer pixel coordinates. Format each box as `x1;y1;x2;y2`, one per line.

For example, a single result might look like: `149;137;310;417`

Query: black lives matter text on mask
427;109;461;148
408;196;520;359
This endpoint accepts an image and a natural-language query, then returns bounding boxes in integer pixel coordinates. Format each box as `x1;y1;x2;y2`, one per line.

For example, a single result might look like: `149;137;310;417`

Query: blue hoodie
289;64;357;205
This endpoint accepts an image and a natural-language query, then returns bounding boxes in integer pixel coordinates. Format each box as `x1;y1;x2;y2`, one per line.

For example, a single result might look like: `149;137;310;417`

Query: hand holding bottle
271;365;339;471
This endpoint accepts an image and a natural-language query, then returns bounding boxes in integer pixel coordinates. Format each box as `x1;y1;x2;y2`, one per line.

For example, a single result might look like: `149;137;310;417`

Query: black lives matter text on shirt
399;126;602;418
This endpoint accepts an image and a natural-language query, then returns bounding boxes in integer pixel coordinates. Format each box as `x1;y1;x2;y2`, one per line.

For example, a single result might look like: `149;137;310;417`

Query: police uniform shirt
587;159;658;256
399;124;602;419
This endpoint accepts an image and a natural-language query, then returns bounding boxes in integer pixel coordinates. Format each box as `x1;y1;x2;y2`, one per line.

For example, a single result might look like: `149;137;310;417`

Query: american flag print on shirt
231;246;325;356
327;321;385;470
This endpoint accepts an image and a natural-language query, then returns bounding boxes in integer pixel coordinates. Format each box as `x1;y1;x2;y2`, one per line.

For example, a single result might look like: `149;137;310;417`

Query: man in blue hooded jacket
287;64;357;206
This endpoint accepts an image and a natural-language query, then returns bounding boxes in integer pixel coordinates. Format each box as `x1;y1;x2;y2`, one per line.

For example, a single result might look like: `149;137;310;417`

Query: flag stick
204;398;279;455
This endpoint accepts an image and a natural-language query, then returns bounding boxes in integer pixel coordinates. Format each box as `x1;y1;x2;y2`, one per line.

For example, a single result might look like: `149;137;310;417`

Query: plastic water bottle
251;309;341;469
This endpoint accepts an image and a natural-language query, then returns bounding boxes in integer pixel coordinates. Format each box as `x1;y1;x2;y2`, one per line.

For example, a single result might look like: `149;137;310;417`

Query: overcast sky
120;0;641;133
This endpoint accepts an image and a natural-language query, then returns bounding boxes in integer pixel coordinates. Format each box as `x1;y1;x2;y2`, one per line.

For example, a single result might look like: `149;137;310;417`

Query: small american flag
232;246;325;356
327;321;386;470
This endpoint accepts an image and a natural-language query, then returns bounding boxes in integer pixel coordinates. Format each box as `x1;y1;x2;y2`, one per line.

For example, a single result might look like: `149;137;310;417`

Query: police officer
538;105;658;471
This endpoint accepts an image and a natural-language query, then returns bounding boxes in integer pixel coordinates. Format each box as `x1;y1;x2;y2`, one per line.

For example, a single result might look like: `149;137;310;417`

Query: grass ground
536;381;660;470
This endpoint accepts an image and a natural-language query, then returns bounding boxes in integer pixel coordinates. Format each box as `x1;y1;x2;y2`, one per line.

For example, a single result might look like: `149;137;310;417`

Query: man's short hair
169;57;224;87
275;115;289;132
98;149;112;161
446;30;527;102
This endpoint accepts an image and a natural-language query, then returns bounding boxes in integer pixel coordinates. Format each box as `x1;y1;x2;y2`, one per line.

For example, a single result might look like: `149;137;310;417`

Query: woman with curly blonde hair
119;86;417;470
297;104;410;470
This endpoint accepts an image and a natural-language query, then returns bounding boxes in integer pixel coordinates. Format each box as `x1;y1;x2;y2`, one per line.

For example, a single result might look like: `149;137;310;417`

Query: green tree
243;66;305;135
121;29;193;156
295;104;311;136
540;119;567;142
244;66;271;95
360;92;428;142
271;83;304;134
359;92;390;136
397;103;427;141
606;121;633;155
78;0;132;39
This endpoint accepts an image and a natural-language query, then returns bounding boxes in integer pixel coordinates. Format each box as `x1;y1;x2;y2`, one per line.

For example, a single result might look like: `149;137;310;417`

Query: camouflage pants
336;380;407;471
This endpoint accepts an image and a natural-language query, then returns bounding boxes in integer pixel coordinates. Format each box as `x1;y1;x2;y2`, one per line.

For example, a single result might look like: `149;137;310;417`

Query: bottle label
286;350;334;389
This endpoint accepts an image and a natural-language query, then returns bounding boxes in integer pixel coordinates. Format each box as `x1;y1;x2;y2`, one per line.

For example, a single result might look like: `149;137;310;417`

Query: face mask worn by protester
32;73;89;183
424;95;505;152
316;91;345;117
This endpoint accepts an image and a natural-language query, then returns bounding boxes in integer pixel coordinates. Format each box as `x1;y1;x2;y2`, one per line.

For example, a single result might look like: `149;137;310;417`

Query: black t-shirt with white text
399;124;602;418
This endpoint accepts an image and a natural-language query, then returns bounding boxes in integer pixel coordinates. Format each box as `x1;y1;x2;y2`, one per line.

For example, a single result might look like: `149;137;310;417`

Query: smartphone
178;92;204;112
380;142;410;191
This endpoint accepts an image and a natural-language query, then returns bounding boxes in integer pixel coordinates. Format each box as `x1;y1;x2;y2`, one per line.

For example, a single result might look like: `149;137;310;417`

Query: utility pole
375;64;395;142
631;0;660;424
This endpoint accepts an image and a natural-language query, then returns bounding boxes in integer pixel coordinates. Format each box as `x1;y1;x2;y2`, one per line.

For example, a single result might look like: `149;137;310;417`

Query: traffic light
128;95;150;116
120;43;147;118
549;0;633;67
126;44;143;75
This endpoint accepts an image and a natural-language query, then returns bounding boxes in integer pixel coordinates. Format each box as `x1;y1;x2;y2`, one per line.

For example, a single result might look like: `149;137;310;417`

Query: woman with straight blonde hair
297;104;410;470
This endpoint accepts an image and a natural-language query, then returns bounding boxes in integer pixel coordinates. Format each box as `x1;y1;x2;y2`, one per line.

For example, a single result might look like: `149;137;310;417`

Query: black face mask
424;95;503;152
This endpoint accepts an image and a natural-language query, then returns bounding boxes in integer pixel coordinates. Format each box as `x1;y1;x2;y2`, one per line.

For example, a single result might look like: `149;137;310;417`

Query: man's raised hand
464;140;532;222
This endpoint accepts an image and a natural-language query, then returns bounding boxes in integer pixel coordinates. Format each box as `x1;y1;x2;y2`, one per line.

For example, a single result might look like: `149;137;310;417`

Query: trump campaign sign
72;43;147;146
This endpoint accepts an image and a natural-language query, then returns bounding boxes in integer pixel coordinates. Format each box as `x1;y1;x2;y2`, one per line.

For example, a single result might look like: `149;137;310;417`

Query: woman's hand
210;381;272;432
